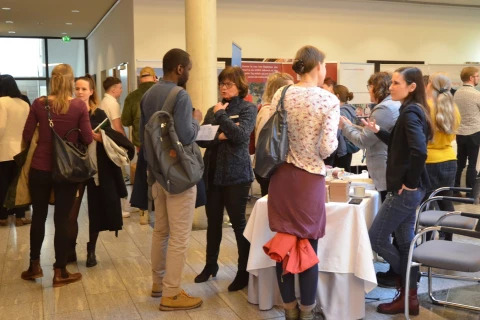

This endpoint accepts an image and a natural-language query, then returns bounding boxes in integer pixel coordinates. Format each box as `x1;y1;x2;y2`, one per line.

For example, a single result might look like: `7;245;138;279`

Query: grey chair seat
413;240;480;272
419;210;477;229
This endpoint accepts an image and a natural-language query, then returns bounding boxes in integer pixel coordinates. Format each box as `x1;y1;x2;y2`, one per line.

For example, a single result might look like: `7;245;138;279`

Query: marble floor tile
81;267;126;295
181;282;228;311
121;276;157;304
103;240;143;259
134;300;191;320
203;264;239;294
218;290;283;320
187;307;241;320
138;246;152;263
44;310;93;320
76;250;115;273
111;255;151;279
0;301;43;320
1;258;29;283
99;230;135;244
0;279;43;307
43;281;89;315
86;290;141;320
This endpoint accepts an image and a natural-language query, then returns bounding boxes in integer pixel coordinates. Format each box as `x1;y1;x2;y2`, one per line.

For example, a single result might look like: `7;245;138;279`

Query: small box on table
326;180;351;203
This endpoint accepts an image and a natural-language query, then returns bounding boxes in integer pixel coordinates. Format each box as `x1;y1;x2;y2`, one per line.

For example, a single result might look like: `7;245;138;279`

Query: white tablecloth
244;190;380;320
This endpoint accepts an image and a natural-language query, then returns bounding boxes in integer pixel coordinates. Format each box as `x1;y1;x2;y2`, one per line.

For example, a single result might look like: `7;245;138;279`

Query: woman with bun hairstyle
68;74;128;267
268;46;339;320
21;64;93;287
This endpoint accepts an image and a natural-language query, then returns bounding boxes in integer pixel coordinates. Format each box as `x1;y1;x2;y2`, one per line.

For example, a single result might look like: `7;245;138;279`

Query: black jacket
87;110;134;235
375;103;430;193
197;96;257;187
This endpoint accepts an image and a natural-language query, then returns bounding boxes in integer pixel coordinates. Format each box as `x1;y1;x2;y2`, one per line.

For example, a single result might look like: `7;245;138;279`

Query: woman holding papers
195;66;256;292
67;74;129;268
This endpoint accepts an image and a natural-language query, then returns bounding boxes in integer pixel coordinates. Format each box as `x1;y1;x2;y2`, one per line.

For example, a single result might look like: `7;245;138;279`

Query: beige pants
151;182;197;297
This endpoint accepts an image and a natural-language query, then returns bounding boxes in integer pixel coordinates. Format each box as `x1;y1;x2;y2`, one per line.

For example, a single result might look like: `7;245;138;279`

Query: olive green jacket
121;81;156;147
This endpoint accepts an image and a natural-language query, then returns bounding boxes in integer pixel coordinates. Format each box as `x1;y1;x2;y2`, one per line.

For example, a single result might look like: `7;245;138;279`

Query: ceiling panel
0;0;117;38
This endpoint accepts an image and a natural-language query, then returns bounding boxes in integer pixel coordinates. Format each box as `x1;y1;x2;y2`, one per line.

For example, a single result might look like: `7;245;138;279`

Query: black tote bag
45;98;97;183
254;85;291;178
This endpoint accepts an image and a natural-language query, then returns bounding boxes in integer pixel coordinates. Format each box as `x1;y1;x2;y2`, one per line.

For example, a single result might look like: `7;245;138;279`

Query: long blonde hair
262;72;294;104
48;64;74;114
76;74;99;114
429;72;457;134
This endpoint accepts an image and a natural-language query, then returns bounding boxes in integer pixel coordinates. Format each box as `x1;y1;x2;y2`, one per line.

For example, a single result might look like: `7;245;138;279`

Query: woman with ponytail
423;73;460;240
21;64;93;286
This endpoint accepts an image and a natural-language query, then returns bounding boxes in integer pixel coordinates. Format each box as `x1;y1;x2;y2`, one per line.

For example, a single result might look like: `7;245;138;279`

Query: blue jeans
369;189;425;287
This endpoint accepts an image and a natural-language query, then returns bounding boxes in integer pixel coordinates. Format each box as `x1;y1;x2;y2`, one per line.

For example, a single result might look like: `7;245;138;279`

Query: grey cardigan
342;96;400;191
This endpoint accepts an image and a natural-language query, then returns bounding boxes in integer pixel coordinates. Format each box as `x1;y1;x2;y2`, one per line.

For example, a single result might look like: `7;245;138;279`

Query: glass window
16;80;47;104
47;39;85;77
0;38;46;77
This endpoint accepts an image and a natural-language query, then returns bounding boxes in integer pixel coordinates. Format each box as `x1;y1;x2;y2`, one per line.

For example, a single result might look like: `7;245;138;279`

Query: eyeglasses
219;82;236;89
366;84;373;90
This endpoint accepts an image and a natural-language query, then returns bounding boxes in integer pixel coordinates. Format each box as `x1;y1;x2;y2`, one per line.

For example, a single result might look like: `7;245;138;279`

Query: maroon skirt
268;163;326;240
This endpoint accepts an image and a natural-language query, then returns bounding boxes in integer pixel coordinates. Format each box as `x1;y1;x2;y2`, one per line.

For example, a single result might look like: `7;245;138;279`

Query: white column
185;0;218;229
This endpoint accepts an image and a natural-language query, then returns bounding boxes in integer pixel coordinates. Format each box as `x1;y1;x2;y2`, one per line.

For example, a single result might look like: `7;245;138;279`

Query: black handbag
45;98;97;183
254;85;291;178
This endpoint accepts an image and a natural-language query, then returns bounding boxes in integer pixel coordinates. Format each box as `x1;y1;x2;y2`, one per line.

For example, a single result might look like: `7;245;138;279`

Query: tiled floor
0;189;479;319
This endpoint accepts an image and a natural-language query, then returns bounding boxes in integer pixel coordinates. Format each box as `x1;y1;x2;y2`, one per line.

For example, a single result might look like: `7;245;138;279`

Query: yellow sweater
426;100;461;164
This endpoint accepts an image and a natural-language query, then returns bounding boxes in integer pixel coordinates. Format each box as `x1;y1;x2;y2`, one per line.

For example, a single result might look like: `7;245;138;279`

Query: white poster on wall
338;62;375;104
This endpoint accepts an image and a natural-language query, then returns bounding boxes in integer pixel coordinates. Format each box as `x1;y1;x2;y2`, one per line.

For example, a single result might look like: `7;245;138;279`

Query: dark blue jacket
198;96;257;187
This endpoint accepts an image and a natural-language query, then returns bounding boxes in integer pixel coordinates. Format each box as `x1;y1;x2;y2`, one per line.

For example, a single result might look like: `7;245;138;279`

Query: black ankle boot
228;270;249;291
86;242;97;268
194;264;219;283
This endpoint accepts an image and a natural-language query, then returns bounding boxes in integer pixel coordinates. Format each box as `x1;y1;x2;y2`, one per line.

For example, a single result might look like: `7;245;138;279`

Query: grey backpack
143;86;204;194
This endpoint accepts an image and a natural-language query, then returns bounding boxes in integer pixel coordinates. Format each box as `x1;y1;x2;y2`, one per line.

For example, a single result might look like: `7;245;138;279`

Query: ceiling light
8;31;15;34
61;32;67;35
2;8;11;10
6;21;13;24
65;22;73;25
72;10;80;13
37;22;43;25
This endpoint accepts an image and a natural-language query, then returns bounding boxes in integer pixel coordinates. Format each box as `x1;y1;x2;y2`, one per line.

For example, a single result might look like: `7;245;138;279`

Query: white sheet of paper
196;124;220;141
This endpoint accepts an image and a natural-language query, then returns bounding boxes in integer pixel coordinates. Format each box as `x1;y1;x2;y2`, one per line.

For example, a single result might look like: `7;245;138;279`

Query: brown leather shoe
377;287;419;315
0;219;8;226
52;267;82;287
21;259;43;280
15;217;32;227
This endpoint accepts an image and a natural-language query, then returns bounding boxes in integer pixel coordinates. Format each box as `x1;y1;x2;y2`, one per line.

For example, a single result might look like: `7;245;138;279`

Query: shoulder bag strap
162;86;183;115
44;96;55;128
277;84;292;112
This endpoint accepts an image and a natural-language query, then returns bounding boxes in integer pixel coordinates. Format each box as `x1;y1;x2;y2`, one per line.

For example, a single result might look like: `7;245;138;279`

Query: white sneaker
139;211;149;225
121;198;139;213
122;211;131;218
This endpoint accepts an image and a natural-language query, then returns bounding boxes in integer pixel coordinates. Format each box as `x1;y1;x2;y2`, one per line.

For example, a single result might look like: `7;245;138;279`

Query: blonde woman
21;64;93;286
254;72;294;196
423;73;461;240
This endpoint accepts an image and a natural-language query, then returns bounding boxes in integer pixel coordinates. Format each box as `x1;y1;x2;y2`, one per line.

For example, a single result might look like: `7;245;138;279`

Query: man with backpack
139;48;203;311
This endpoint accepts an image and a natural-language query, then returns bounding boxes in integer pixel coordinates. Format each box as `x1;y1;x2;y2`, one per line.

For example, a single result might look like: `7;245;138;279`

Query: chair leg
428;267;480;311
421;271;480;282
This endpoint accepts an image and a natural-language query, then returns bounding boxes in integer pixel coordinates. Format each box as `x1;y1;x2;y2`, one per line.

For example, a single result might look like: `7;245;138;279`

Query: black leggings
29;168;78;268
276;239;318;306
68;183;99;250
205;182;251;271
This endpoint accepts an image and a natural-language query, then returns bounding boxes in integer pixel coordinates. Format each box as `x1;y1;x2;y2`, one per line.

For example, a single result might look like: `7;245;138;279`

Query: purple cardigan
23;97;93;171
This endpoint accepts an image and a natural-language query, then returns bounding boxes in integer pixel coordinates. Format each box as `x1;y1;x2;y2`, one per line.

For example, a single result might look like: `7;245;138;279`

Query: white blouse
270;85;340;175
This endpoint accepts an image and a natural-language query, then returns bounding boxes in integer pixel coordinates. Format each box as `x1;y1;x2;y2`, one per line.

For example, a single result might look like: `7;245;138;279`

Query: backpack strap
162;86;184;115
